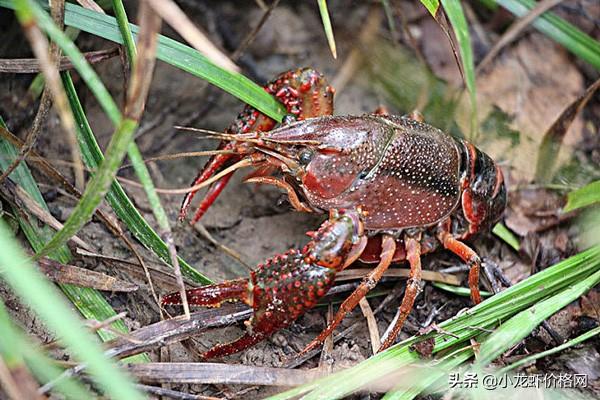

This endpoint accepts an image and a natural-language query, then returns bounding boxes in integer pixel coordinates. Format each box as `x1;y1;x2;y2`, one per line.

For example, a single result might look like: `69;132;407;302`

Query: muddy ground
1;0;599;398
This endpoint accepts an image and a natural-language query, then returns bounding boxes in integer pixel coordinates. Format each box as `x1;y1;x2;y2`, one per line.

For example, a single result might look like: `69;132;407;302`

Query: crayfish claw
163;208;366;359
201;332;266;360
180;68;334;224
161;278;251;308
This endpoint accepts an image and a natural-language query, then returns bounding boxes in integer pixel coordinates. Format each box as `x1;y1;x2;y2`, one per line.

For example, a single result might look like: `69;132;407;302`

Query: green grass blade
0;221;144;400
432;282;493;298
62;72;210;283
35;115;137;259
382;347;473;400
493;0;600;70
499;325;600;374
15;0;121;125
440;0;478;141
317;0;337;59
564;180;600;212
476;267;600;365
492;222;520;251
0;301;94;399
268;246;600;399
419;0;440;16
111;0;172;243
0;117;149;355
111;0;136;62
0;0;286;121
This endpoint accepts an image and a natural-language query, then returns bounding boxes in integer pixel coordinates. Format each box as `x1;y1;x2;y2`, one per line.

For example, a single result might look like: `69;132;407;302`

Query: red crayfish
162;68;507;359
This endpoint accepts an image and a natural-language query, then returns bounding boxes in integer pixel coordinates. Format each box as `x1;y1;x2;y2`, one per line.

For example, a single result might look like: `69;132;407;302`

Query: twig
318;303;334;373
359;297;381;354
76;0;105;14
136;384;218;400
230;0;281;61
0;179;91;251
142;0;239;72
127;362;323;386
476;0;563;74
18;0;86;190
192;223;253;271
0;48;119;73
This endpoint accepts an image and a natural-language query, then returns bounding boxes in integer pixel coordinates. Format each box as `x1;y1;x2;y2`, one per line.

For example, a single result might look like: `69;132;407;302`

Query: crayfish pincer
162;209;366;359
165;67;507;358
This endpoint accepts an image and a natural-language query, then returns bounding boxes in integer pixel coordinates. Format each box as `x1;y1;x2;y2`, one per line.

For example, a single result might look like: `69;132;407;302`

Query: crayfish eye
298;149;314;165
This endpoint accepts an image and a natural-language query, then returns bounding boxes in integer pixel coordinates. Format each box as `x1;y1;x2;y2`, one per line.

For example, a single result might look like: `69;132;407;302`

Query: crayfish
162;68;507;359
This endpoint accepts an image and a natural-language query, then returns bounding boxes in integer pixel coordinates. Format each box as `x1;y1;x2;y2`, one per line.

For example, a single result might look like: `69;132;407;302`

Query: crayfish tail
161;278;251;307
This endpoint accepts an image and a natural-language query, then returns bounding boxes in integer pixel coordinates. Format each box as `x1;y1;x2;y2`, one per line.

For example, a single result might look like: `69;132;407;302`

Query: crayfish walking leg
162;208;365;359
298;234;397;356
379;234;423;351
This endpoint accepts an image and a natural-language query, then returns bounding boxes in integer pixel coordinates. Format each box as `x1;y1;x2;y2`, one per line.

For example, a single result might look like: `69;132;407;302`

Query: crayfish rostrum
162;68;507;359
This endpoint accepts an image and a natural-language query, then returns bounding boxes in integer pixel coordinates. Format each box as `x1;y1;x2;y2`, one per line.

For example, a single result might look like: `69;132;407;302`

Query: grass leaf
62;72;211;283
419;0;440;16
268;246;600;399
492;222;520;251
0;220;143;399
564;180;600;212
111;0;136;62
0;0;287;121
439;0;478;141
492;0;600;71
317;0;337;59
476;267;600;365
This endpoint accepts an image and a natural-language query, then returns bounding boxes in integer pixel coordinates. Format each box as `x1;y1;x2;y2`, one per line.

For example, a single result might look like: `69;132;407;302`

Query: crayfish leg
438;231;482;304
161;278;251;307
297;234;396;357
379;235;423;351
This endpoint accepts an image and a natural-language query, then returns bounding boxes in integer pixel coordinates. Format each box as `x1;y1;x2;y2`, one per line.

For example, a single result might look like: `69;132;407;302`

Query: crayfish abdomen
164;68;506;359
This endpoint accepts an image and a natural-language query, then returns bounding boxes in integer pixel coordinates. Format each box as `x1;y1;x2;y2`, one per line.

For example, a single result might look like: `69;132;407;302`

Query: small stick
359;297;381;354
